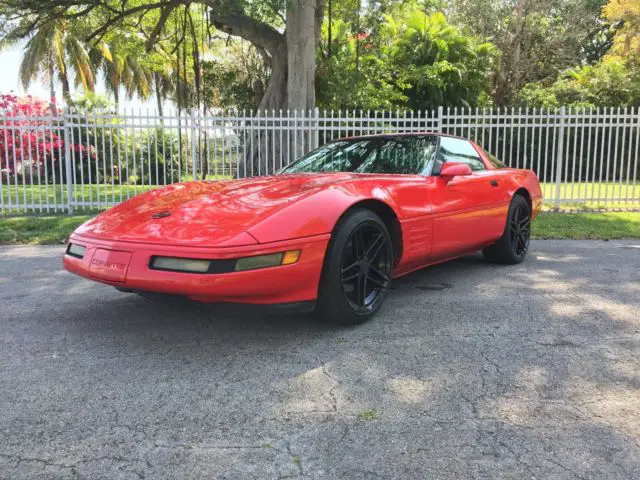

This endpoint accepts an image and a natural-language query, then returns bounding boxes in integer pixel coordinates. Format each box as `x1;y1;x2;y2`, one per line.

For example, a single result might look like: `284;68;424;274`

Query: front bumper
63;233;330;304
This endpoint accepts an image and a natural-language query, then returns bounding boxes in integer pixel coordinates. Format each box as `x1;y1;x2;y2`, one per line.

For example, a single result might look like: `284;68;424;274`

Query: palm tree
153;70;175;117
101;51;152;107
383;10;496;109
14;19;107;105
96;37;174;114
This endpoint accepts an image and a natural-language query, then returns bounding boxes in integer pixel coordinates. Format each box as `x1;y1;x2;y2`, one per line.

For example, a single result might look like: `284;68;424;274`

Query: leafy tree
515;59;640;107
515;0;640;108
317;20;405;110
317;8;497;111
383;10;496;109
603;0;640;58
0;0;327;113
449;0;608;105
0;7;174;110
99;38;153;108
71;92;114;111
202;39;270;111
1;18;110;105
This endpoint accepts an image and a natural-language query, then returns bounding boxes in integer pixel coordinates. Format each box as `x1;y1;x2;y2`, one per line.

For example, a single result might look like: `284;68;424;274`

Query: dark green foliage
317;9;497;111
515;59;640;108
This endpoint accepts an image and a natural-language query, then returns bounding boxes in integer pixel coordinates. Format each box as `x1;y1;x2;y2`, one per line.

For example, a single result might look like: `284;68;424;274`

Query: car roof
337;132;471;142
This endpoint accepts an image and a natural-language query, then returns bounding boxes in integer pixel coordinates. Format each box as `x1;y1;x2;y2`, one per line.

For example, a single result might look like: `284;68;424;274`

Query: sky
0;40;155;110
0;45;46;97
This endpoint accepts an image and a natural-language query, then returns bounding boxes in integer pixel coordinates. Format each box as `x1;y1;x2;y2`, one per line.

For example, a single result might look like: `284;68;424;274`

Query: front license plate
89;249;132;282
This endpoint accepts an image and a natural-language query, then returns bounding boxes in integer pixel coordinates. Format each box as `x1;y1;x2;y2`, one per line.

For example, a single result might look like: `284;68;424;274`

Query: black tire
316;209;394;325
483;194;531;265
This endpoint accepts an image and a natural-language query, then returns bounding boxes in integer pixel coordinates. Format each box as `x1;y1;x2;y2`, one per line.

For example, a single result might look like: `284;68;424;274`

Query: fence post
190;109;197;180
554;106;565;210
63;107;73;214
437;106;443;133
314;107;320;150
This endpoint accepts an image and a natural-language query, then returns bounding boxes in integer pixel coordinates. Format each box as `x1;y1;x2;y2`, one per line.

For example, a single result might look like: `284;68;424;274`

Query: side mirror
440;162;473;180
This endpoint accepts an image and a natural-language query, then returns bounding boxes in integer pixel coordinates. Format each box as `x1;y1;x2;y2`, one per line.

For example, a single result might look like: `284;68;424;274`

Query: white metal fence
1;107;639;214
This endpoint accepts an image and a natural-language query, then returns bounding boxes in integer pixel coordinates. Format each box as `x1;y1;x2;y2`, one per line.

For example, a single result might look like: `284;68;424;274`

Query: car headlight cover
67;243;86;258
151;250;301;274
152;257;211;273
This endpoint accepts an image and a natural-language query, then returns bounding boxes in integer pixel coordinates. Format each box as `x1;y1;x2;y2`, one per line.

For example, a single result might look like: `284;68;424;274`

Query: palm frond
67;37;95;91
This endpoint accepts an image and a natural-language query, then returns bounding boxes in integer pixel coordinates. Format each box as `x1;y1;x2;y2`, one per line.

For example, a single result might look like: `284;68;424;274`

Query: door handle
490;180;499;187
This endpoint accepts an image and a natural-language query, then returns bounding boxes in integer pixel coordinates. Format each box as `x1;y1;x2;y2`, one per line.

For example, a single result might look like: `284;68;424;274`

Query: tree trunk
208;0;325;176
286;0;317;112
258;40;288;111
328;0;332;56
154;72;164;117
60;70;72;106
212;0;324;113
48;58;57;114
493;0;524;106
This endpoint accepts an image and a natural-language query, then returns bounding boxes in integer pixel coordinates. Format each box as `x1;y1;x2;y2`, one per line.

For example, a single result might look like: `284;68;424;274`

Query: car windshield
279;135;439;175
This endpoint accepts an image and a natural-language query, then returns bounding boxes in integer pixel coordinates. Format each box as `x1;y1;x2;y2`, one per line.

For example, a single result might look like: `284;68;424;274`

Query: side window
357;136;438;174
487;153;506;169
435;137;486;173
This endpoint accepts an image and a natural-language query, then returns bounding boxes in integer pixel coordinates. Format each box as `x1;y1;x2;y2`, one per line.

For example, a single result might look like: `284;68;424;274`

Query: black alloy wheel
482;194;531;265
340;222;393;314
509;203;531;257
316;209;394;325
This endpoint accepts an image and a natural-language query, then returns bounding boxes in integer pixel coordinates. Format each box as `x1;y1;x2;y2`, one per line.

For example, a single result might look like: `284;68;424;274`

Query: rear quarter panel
473;141;543;217
495;169;543;218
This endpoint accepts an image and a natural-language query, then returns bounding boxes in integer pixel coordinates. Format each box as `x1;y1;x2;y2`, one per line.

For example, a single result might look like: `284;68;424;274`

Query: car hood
73;174;356;246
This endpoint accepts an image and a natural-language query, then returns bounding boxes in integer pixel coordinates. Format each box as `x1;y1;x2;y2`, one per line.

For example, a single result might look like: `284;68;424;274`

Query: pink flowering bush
0;93;65;182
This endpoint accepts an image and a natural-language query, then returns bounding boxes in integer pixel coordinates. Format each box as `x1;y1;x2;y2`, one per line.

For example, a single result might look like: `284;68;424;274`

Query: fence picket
63;108;73;214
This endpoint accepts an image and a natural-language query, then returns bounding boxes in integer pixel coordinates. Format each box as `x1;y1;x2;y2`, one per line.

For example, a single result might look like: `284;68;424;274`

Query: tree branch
84;1;174;42
0;0;286;58
145;0;181;50
204;2;284;54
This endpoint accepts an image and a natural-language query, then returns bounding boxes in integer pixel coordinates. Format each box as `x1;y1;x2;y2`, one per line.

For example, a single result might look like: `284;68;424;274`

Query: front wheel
483;195;531;265
316;209;394;325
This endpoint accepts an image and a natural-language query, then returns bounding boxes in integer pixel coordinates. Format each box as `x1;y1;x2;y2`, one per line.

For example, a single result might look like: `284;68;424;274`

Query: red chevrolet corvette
64;133;542;324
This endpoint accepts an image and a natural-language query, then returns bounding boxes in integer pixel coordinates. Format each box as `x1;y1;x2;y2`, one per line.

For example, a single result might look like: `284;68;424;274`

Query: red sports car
64;133;542;324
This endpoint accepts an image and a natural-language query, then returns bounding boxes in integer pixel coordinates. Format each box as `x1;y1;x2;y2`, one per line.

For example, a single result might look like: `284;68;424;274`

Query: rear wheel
316;209;394;325
483;195;531;265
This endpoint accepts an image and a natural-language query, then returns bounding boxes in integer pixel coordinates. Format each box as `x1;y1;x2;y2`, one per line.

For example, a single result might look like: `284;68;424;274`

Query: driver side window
434;137;486;174
356;136;438;174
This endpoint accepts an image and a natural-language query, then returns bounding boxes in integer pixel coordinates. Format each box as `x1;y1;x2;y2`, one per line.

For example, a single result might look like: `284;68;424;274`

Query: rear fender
500;170;543;218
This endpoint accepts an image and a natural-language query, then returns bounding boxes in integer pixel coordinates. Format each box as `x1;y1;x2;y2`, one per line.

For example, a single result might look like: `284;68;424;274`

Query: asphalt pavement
1;240;639;479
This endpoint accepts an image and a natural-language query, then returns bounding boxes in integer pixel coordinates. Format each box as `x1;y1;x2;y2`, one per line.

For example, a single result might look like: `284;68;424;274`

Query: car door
428;136;507;260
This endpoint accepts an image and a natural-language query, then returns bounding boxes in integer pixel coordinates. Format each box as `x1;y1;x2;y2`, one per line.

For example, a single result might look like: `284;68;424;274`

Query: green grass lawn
0;215;95;245
1;181;639;213
539;182;640;211
0;184;157;212
532;212;640;240
1;212;639;246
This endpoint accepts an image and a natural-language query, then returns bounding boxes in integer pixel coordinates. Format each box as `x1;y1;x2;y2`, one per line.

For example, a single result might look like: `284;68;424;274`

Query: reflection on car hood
73;173;357;246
